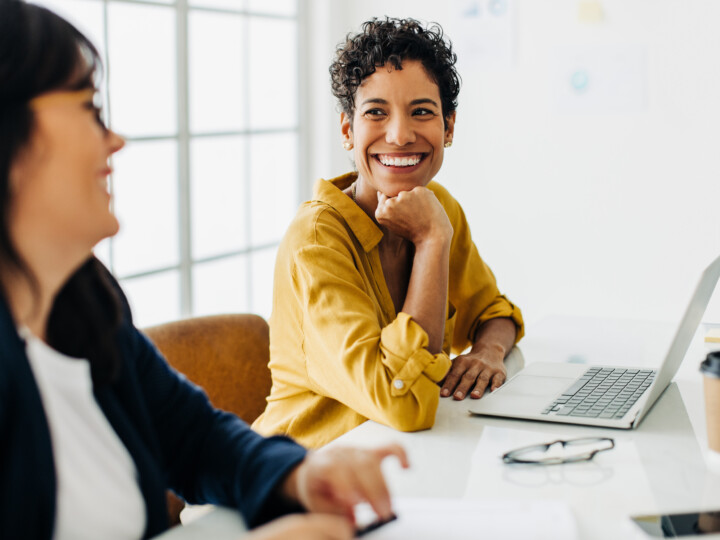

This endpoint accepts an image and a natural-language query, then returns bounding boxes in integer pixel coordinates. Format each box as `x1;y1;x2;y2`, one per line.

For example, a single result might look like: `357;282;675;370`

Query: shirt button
393;379;405;390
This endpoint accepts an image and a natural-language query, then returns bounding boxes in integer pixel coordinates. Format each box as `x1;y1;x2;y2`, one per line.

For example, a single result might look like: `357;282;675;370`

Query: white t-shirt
22;328;146;540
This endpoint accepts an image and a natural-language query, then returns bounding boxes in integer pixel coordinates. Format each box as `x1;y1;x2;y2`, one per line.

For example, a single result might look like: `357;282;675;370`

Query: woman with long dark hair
0;2;405;539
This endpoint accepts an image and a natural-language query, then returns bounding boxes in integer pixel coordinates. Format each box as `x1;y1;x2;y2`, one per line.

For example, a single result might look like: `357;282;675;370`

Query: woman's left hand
442;318;517;400
440;343;507;400
282;444;409;524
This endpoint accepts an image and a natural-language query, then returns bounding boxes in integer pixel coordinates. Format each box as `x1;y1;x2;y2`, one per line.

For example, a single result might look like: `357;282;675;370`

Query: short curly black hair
330;17;461;125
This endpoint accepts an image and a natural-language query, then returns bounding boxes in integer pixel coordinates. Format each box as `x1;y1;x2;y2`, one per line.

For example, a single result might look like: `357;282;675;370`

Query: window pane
112;140;179;276
250;246;277;320
33;0;105;61
248;17;297;129
191;136;247;259
108;3;176;137
189;0;246;10
188;0;295;14
249;132;298;246
121;271;181;328
193;256;248;316
247;0;296;16
189;11;246;133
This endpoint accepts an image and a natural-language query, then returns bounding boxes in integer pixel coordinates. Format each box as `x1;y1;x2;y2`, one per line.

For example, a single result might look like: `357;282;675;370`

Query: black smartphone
632;510;720;537
354;513;398;537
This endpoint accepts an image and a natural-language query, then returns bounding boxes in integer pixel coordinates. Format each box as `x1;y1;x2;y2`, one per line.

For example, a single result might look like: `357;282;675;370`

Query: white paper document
464;426;655;508
356;498;577;540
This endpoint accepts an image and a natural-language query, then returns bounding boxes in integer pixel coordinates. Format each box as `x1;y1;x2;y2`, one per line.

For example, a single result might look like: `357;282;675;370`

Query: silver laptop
469;254;720;429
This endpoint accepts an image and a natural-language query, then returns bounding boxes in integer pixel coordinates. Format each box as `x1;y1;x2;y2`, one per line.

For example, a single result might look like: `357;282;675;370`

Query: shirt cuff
381;313;452;396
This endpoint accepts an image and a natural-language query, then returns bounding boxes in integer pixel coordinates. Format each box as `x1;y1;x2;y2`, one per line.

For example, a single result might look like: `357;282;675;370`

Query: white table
328;316;720;539
159;316;720;539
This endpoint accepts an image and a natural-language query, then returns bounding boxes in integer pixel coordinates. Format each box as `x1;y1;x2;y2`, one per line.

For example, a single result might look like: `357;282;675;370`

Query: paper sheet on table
464;426;655;513
355;498;577;540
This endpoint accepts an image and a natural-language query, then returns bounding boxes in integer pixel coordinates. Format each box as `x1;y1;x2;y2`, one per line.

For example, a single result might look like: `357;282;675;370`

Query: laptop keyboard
541;367;656;420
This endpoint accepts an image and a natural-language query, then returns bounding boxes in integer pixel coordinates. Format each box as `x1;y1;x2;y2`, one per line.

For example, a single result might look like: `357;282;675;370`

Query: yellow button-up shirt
252;173;523;447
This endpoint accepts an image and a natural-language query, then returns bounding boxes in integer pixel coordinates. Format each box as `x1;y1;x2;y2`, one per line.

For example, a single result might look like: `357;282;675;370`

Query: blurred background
33;0;720;331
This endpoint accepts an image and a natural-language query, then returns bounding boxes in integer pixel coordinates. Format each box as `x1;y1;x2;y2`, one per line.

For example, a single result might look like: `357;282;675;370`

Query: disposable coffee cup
698;511;720;533
700;352;720;454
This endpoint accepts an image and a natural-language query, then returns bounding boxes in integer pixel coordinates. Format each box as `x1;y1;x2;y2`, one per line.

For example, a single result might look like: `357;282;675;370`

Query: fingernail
471;390;481;397
454;391;463;399
441;388;450;397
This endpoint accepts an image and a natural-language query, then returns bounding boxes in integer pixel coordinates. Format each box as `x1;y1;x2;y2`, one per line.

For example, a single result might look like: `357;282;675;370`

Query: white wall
304;0;720;328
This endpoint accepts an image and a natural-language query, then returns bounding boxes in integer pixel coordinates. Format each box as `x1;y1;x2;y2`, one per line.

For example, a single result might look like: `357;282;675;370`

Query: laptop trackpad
470;372;580;416
500;374;575;398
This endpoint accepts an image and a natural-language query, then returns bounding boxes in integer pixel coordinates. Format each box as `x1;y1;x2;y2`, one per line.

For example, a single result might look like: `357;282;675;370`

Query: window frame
42;0;305;325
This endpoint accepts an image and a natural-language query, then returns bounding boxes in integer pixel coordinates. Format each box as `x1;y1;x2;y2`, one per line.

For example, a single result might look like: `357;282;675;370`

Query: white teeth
378;155;422;167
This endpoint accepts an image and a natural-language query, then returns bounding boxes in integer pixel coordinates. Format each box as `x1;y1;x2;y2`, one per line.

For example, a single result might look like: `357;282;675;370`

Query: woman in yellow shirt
253;17;524;448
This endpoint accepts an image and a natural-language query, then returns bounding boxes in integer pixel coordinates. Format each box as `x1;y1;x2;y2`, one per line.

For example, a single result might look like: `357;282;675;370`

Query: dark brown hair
0;0;122;383
330;17;461;125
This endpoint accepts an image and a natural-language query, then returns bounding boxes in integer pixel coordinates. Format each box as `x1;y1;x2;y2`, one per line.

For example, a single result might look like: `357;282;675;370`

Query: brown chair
142;313;272;527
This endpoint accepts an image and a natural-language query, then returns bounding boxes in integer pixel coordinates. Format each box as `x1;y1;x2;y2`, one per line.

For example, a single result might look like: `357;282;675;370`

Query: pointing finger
372;443;410;469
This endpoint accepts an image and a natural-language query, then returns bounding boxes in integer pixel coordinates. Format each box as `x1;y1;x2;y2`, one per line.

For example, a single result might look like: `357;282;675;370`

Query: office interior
21;1;720;537
37;0;720;333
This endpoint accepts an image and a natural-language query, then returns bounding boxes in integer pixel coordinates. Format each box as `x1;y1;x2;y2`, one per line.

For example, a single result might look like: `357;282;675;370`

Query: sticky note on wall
578;1;605;23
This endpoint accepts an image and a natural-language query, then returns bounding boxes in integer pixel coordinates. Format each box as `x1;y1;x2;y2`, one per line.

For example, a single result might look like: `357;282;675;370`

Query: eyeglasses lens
510;438;613;464
559;438;612;461
92;91;108;131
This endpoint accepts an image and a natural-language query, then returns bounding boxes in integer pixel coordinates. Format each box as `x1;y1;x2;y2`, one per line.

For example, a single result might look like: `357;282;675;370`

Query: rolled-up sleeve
381;313;452;392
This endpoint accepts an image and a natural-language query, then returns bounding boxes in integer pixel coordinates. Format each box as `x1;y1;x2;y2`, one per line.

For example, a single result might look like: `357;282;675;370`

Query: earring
343;141;353;150
444;140;453;148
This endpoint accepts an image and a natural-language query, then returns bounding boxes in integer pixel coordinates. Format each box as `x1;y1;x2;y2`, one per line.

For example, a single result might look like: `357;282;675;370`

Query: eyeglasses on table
502;437;615;465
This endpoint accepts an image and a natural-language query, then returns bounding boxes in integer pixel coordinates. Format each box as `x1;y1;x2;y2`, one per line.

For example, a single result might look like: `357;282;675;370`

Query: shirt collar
312;173;384;252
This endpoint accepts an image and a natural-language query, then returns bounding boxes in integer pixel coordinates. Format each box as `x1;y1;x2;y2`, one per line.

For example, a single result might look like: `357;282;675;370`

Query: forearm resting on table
471;317;517;358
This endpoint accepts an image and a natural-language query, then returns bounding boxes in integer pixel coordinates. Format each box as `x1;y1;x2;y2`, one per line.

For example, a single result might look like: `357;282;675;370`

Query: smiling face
10;88;125;258
341;60;455;198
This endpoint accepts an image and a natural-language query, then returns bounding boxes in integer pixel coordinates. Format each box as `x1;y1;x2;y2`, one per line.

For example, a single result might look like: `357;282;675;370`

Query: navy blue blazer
0;271;307;539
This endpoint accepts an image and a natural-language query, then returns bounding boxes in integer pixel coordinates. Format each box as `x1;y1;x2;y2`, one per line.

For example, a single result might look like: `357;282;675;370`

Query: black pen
355;513;398;537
